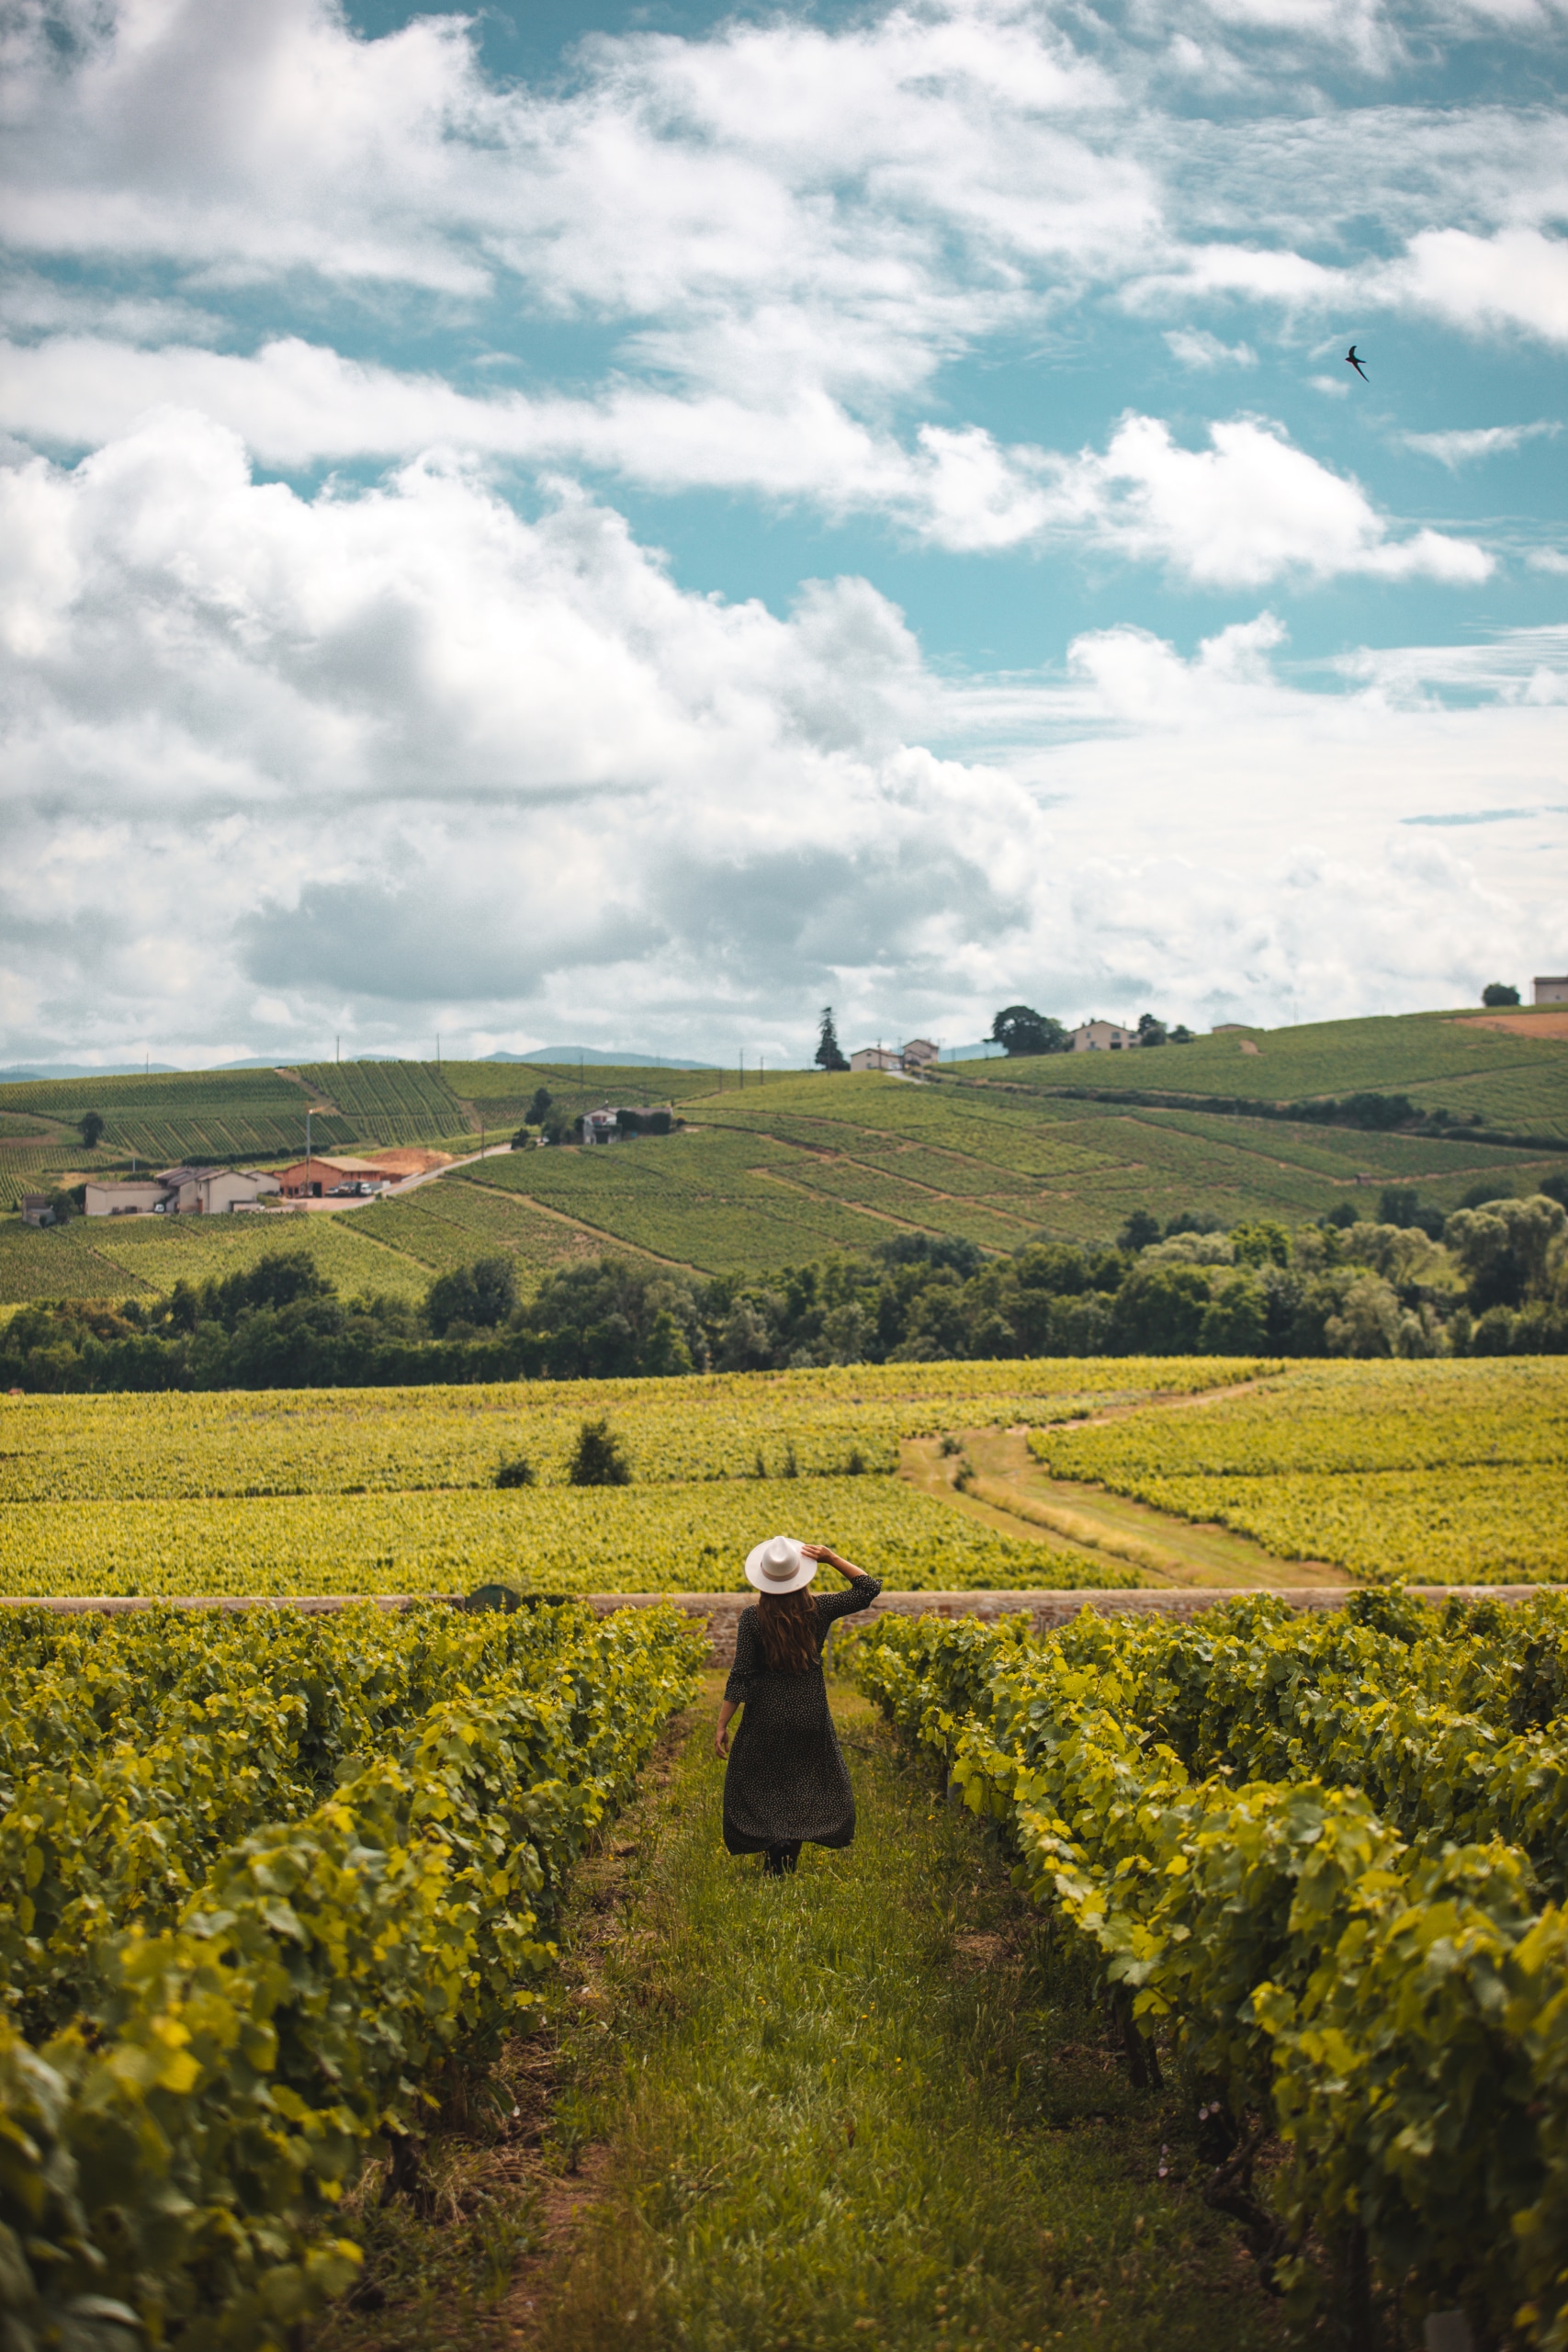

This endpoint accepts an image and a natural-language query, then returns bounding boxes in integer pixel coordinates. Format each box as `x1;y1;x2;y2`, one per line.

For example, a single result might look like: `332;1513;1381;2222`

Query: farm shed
1535;976;1568;1004
274;1156;389;1199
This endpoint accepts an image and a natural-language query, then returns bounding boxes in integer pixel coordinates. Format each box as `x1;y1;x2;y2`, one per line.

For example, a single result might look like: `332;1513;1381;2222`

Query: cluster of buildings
848;1037;942;1075
63;1153;396;1219
849;1022;1142;1071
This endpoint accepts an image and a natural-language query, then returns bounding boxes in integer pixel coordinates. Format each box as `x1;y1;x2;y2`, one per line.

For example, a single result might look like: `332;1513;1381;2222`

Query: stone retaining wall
4;1586;1556;1668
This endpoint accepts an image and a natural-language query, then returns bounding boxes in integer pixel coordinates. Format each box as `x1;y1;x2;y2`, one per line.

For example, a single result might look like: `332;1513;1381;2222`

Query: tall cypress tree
815;1005;850;1071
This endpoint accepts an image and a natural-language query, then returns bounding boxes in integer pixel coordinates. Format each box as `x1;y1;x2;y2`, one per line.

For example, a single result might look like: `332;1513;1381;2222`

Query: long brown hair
756;1587;819;1673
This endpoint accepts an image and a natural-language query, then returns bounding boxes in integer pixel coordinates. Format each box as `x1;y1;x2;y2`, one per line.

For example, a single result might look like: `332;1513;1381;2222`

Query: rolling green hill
961;1006;1568;1140
0;1065;354;1178
2;1011;1564;1303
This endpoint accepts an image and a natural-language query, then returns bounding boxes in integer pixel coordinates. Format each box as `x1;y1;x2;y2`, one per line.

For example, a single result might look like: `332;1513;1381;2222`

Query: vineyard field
1030;1359;1568;1583
0;1357;1250;1502
462;1070;1561;1272
296;1057;470;1144
953;1004;1568;1138
0;1203;432;1308
0;1065;355;1169
0;1146;63;1208
6;1011;1566;1304
444;1058;726;1107
0;1474;1128;1595
0;1599;699;2339
1;1355;1558;1592
0;1359;1256;1594
465;1125;917;1265
356;1174;659;1282
852;1592;1568;2338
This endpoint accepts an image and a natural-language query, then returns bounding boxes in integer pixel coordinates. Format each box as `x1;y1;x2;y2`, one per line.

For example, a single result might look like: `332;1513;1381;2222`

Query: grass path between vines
317;1672;1298;2352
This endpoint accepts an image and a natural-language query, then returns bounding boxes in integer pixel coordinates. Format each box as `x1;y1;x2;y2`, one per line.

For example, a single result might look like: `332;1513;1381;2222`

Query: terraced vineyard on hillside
446;1065;1557;1272
0;1066;353;1170
4;1011;1565;1307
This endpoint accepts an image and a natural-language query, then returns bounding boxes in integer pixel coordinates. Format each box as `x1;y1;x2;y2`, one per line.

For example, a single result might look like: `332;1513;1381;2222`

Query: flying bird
1346;345;1368;380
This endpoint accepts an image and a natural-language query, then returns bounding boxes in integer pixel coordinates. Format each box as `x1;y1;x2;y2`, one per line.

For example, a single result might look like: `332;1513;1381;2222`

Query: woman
715;1534;883;1876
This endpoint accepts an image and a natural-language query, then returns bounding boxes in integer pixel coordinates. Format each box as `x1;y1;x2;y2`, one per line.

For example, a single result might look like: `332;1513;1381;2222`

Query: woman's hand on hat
801;1544;862;1577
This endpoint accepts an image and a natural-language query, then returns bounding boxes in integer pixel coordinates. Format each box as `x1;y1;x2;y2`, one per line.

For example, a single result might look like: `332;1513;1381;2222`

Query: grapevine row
852;1601;1568;2345
0;1600;703;2348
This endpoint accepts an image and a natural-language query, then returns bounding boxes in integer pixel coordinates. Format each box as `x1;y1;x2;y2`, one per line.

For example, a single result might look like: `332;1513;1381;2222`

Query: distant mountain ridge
0;1063;182;1083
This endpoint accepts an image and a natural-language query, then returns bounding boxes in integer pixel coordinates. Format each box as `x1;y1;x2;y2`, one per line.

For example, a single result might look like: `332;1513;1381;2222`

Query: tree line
3;1178;1564;1392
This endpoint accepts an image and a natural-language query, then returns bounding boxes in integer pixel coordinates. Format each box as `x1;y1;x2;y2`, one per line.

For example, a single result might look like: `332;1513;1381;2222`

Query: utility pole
305;1107;312;1200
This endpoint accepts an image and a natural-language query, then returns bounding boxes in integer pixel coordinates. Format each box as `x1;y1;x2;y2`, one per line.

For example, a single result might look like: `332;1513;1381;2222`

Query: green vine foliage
0;1600;703;2350
852;1597;1568;2346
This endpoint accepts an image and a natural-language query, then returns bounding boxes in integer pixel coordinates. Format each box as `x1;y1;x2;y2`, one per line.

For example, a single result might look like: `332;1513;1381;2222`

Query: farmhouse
1068;1020;1136;1052
580;1106;676;1143
1535;976;1568;1005
274;1156;389;1199
85;1167;280;1217
850;1046;903;1073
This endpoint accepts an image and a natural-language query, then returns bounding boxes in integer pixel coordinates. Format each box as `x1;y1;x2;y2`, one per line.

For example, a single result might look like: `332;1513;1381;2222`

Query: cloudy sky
2;0;1565;1069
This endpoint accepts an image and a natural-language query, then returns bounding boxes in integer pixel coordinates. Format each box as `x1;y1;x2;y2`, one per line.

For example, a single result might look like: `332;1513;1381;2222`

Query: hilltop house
85;1165;280;1216
1068;1020;1136;1052
1535;977;1568;1004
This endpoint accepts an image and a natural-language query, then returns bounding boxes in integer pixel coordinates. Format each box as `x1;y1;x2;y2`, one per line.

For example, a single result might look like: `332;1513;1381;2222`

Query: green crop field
295;1058;471;1144
0;1204;432;1309
4;1012;1564;1306
444;1057;725;1105
0;1146;62;1209
0;1065;355;1170
0;1356;1258;1596
1030;1358;1568;1584
448;1065;1561;1272
0;1355;1554;1597
348;1176;649;1285
954;1005;1568;1138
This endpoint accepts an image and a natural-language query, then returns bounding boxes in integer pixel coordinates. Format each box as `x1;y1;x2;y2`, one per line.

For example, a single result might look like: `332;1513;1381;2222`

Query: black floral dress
722;1574;884;1855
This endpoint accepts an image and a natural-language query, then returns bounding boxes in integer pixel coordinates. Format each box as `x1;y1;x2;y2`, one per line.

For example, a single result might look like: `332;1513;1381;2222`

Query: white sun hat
744;1533;818;1595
